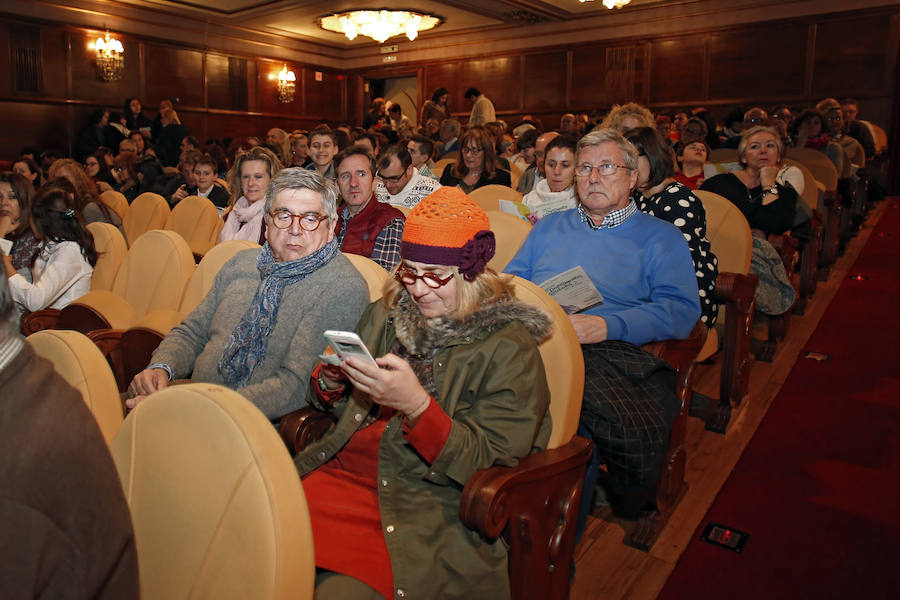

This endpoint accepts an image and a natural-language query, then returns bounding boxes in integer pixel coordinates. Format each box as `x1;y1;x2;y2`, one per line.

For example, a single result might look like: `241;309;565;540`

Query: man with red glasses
127;168;369;421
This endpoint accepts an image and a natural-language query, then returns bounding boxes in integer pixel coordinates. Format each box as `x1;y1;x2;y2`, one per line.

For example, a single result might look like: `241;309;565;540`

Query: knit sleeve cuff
147;362;174;381
402;399;452;464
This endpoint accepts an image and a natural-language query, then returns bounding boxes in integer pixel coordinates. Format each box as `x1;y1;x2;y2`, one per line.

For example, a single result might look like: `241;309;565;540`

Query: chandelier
275;65;296;103
320;10;441;44
579;0;632;8
93;32;124;81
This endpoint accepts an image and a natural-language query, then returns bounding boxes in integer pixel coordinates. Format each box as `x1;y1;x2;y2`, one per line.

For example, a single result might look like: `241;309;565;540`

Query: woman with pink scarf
221;146;283;243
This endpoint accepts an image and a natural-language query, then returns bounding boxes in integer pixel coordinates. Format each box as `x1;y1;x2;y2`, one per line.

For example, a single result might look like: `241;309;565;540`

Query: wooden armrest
87;328;127;391
460;436;593;538
714;272;758;307
767;233;800;275
642;321;707;377
59;291;138;332
278;406;338;454
460;435;592;600
21;309;61;335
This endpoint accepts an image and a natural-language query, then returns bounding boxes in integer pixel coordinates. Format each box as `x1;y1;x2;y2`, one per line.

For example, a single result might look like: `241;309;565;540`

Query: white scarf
221;196;265;243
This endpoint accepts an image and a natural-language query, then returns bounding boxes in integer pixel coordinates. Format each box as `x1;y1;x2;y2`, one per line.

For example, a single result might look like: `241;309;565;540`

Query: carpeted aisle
659;202;900;599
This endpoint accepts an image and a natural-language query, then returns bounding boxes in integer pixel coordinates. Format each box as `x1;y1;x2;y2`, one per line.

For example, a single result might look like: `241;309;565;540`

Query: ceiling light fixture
92;31;124;82
579;0;632;8
320;10;441;44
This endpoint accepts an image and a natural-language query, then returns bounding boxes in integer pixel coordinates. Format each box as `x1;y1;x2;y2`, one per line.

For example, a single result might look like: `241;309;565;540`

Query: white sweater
8;241;93;312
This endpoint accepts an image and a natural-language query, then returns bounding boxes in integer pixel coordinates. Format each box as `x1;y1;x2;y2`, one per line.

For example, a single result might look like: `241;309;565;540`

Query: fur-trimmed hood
391;290;553;357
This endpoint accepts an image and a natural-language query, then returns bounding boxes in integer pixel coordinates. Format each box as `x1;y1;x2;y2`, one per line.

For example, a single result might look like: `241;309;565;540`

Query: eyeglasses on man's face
574;163;631;178
377;170;406;183
268;209;329;231
395;265;454;289
461;146;484;155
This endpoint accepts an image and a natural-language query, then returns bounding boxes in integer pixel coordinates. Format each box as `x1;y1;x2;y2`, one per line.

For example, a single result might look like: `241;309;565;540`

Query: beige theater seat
165;195;225;259
86;221;128;292
431;157;454;178
695;190;759;432
22;229;196;336
99;190;129;222
111;384;314;600
343;252;390;301
123;192;170;246
468;184;522;212
101;240;259;390
26;330;123;445
485;210;531;272
59;229;196;332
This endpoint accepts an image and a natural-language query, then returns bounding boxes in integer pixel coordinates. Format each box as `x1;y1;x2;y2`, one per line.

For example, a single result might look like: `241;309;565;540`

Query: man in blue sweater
506;128;700;518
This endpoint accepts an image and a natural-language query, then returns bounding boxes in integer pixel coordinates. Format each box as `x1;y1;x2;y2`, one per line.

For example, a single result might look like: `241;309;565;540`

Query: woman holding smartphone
297;187;552;599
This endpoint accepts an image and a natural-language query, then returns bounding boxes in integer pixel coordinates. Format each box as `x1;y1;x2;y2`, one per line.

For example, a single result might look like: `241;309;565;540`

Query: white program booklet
0;238;12;255
498;198;572;224
538;266;604;314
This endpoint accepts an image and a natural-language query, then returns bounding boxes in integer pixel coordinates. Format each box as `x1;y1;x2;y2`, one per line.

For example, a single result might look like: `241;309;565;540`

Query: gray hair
0;277;18;339
576;128;640;171
441;118;461;137
264;167;339;224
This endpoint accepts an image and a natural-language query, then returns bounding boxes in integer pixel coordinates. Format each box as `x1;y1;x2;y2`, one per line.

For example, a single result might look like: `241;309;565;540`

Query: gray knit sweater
151;248;369;419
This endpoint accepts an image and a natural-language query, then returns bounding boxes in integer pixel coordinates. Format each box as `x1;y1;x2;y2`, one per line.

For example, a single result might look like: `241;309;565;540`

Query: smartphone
323;330;377;366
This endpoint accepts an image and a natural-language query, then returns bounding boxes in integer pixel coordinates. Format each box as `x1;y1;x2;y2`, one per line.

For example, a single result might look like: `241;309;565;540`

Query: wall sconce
92;31;124;82
276;65;296;103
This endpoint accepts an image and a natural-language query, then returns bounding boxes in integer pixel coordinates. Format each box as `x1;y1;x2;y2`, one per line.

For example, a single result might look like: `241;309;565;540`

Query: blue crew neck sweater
505;208;700;345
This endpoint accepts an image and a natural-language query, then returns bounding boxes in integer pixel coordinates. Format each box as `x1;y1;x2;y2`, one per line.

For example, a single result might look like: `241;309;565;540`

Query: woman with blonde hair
220;146;283;243
598;102;656;134
439;127;511;193
300;187;551;599
157;106;190;167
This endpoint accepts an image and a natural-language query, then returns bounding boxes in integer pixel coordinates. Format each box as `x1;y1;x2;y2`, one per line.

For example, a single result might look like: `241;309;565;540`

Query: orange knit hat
401;187;496;280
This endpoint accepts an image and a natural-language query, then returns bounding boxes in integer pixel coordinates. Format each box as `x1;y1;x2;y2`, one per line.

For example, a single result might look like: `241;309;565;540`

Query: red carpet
660;202;900;599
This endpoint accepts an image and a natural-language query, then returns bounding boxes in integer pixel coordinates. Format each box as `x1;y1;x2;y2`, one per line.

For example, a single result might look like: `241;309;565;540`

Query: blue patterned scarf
218;239;340;388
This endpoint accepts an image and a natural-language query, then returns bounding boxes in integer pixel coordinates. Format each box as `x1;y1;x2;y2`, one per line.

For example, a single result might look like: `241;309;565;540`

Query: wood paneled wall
0;18;346;159
357;8;899;135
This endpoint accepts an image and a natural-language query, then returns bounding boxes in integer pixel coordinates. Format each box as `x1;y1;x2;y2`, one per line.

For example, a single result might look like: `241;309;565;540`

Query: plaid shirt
338;207;405;272
577;200;637;230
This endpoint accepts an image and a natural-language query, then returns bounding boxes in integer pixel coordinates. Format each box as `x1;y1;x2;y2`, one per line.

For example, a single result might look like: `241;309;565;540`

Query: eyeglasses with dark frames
394;265;454;289
267;210;329;231
377;170;406;183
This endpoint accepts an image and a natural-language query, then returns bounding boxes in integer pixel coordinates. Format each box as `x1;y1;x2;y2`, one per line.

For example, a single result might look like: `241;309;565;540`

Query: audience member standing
465;88;496;127
420;87;449;127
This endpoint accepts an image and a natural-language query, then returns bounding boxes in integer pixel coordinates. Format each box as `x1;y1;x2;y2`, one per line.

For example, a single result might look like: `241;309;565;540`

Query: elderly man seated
374;143;442;209
506;128;700;518
334;145;406;271
127;168;370;420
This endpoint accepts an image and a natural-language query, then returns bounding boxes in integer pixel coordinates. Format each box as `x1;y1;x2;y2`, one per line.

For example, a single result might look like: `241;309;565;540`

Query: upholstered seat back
785;148;839;190
708;148;739;164
509;275;584;449
486;210;532;272
111;229;196;317
783;159;821;212
98;190;129;221
431;157;454;178
110;384;314;600
179;240;259;314
468;184;522;212
343;252;390;301
695;190;752;275
123;192;170;246
86;221;128;292
165;195;224;254
26;330;122;445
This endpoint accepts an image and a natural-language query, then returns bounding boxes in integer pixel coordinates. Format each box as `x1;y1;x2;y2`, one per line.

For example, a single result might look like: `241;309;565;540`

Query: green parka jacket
294;292;553;599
